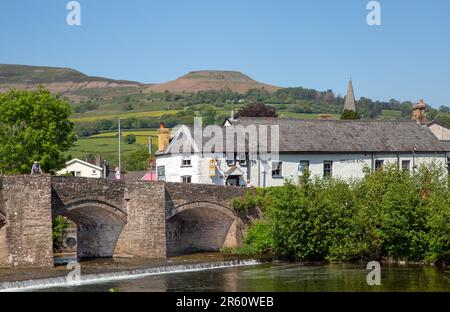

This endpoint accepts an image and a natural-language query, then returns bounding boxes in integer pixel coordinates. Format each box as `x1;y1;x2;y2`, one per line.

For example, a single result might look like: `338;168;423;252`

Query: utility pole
148;136;152;155
148;136;152;171
118;118;123;179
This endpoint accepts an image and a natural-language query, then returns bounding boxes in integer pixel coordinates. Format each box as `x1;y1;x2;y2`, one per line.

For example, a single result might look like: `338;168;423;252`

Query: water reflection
36;263;449;292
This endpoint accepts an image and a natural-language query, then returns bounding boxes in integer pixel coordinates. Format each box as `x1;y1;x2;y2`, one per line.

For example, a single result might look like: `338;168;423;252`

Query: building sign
339;159;365;164
209;160;217;177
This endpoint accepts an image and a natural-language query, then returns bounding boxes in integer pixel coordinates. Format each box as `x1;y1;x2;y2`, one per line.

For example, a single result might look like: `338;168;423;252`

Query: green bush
244;221;274;254
53;216;70;251
233;163;450;263
125;134;136;144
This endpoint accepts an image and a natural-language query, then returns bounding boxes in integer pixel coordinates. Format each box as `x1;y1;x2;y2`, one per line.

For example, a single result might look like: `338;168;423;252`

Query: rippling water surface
1;254;449;292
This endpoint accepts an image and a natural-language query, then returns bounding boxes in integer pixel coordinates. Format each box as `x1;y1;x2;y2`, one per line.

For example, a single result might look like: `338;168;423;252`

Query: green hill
0;64;140;84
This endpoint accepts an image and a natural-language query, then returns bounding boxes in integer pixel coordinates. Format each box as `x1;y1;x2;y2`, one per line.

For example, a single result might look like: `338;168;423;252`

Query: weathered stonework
0;175;53;268
164;183;246;256
115;182;167;258
0;175;248;268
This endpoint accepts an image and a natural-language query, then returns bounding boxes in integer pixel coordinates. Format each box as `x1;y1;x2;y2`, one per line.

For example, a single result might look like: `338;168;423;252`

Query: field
91;130;158;145
67;130;159;169
70;110;179;122
380;109;402;119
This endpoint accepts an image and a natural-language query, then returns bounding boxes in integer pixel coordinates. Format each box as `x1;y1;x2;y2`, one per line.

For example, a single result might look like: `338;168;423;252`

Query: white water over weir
0;259;263;292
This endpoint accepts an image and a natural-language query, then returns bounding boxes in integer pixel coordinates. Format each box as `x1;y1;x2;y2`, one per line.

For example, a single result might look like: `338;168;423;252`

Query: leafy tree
438;105;450;113
52;216;69;251
125;134;136;144
237;103;278;118
340;109;360;120
123;147;149;171
232;163;449;263
0;87;76;174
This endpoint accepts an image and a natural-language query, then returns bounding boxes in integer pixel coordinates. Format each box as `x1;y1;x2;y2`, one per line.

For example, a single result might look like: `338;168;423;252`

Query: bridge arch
166;201;237;256
54;199;127;259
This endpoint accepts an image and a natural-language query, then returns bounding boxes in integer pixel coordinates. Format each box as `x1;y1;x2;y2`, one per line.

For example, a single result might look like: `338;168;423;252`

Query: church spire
344;79;356;111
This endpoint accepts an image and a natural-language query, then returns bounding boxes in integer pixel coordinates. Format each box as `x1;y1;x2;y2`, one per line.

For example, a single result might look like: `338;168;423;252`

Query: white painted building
57;158;103;178
155;117;449;187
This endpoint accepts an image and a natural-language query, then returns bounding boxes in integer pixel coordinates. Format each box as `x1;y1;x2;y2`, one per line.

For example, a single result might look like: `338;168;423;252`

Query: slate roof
231;118;449;153
157;118;449;155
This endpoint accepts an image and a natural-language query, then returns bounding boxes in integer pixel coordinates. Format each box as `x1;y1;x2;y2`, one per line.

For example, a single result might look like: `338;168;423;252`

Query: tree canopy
236;102;278;118
0;87;76;174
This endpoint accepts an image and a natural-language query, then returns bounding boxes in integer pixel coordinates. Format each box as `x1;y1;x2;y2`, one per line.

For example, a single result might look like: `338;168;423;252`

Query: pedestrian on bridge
31;161;43;174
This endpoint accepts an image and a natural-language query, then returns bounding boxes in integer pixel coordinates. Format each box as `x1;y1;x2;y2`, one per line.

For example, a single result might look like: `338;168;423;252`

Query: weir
0;175;247;269
0;259;263;292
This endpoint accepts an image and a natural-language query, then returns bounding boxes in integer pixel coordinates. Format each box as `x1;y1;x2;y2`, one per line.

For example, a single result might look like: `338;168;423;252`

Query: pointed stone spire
344;79;356;111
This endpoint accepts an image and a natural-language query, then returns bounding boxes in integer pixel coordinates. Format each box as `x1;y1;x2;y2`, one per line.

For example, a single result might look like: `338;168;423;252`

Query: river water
1;254;448;292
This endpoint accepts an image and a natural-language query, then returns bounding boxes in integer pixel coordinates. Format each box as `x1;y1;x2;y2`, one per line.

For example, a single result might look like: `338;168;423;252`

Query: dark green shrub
233;163;449;263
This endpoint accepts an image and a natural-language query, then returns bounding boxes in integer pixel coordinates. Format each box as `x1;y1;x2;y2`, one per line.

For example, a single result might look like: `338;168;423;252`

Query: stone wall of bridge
114;182;167;258
0;175;249;268
164;183;247;256
0;175;54;268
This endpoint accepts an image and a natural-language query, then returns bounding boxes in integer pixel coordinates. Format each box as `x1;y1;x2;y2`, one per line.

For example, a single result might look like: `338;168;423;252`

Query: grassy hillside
67;130;158;171
0;64;139;84
147;70;281;93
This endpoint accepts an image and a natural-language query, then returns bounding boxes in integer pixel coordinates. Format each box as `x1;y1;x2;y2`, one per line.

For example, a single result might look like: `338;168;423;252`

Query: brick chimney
157;122;170;152
411;99;428;125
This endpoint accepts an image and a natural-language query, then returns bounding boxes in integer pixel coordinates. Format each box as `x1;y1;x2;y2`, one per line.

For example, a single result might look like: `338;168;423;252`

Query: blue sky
1;0;449;107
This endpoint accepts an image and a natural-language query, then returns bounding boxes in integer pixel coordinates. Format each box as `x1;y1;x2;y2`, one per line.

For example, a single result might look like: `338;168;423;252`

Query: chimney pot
412;99;428;125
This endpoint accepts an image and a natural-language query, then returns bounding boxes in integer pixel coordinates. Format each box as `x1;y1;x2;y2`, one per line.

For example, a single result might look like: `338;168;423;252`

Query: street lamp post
118;118;123;179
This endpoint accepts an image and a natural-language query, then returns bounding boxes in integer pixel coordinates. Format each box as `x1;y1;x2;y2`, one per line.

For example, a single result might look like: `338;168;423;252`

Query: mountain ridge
147;70;280;93
0;64;280;96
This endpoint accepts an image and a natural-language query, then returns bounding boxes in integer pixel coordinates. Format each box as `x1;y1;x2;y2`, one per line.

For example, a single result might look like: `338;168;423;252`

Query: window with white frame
402;160;410;172
157;166;166;181
181;176;192;183
272;161;283;178
181;155;192;167
375;160;384;170
323;161;332;178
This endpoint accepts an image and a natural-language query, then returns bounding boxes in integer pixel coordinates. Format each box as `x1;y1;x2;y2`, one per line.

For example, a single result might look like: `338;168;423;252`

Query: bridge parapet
51;176;126;215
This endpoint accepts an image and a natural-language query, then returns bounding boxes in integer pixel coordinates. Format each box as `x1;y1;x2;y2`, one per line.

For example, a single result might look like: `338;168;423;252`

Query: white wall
250;152;447;187
57;162;102;178
157;152;447;187
156;153;249;185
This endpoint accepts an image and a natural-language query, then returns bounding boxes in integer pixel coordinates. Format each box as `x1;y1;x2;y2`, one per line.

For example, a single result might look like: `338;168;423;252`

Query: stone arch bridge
0;175;248;268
